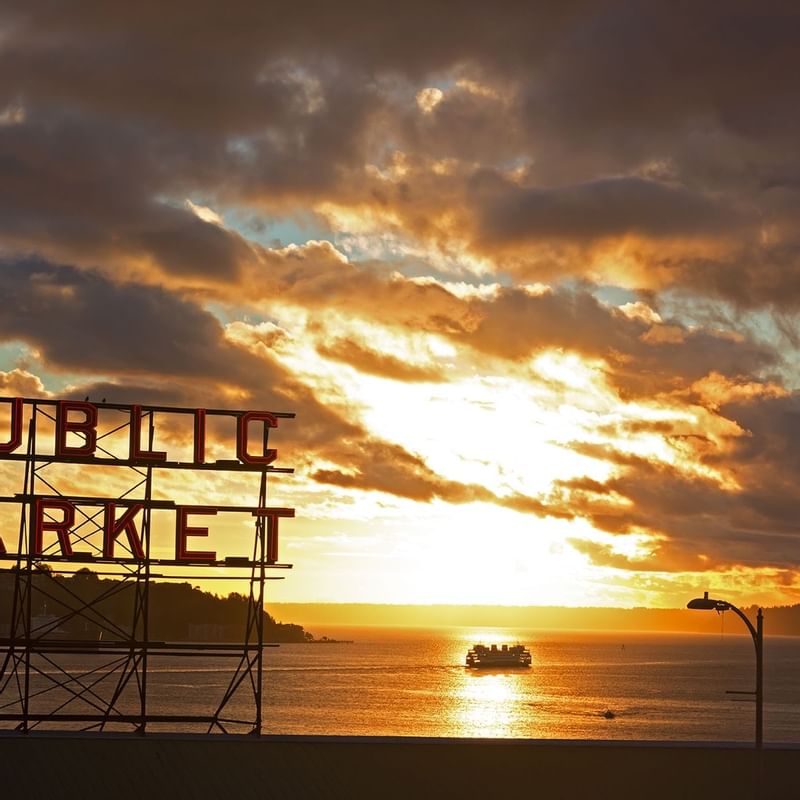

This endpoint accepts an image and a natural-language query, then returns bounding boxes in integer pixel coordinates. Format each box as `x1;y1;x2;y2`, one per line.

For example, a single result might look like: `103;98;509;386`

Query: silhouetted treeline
741;605;800;636
0;567;312;643
268;601;800;636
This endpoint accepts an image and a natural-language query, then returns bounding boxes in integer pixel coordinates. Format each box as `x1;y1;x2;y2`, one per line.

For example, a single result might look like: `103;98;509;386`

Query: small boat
601;709;616;719
465;643;532;669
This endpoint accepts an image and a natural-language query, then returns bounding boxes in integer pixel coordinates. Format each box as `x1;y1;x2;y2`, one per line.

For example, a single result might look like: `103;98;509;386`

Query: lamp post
687;591;763;748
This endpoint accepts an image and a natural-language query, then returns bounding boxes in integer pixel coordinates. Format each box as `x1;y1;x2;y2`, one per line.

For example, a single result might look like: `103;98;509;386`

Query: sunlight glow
454;671;524;738
222;311;752;605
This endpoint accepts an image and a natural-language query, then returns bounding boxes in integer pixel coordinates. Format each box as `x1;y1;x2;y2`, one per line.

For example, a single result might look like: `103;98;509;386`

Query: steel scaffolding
0;398;294;734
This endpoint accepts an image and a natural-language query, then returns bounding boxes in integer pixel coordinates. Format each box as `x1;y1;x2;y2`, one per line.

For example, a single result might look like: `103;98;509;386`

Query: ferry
465;643;532;669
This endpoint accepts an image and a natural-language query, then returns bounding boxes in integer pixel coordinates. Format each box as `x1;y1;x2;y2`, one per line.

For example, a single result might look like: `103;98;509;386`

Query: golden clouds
688;372;787;411
415;87;443;114
0;369;48;398
2;2;800;606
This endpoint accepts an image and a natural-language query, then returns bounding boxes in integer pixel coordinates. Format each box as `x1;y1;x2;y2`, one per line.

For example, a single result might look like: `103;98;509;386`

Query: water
4;627;799;741
258;627;799;741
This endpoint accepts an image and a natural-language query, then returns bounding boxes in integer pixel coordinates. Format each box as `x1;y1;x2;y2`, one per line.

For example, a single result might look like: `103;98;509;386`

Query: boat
465;642;532;669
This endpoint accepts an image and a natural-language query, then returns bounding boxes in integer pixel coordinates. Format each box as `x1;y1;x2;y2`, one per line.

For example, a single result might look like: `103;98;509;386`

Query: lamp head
687;591;730;611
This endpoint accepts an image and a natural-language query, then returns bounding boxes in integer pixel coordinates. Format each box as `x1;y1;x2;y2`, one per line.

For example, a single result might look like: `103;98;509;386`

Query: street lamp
687;591;763;748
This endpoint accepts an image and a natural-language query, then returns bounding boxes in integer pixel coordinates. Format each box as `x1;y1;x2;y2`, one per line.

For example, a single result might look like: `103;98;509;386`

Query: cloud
1;2;799;308
0;113;257;283
0;258;264;383
471;173;743;246
453;287;778;399
312;439;494;504
2;1;800;603
0;262;525;512
0;368;48;397
549;391;800;573
0;3;797;305
234;256;780;402
315;337;447;383
310;439;579;520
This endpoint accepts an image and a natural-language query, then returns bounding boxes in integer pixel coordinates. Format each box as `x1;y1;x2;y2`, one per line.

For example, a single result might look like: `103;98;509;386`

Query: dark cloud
0;111;256;282
522;2;800;173
471;173;743;246
265;263;782;399
312;439;494;505
1;2;800;303
315;337;446;383
0;3;585;107
455;287;778;397
552;392;800;572
0;257;357;454
240;255;780;398
1;0;800;593
0;258;260;381
311;440;576;519
0;267;528;511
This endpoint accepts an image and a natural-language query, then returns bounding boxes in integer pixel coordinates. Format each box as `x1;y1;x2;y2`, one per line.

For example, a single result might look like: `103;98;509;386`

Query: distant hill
266;602;800;636
6;569;797;640
0;568;311;643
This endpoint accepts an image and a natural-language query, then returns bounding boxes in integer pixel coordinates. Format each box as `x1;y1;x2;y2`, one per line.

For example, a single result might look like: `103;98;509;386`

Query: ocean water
4;627;799;741
257;627;800;742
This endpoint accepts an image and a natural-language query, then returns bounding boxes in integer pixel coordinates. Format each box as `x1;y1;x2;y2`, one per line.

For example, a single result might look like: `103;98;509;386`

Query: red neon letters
193;408;206;464
27;500;289;563
55;400;98;457
0;400;280;466
33;498;76;557
252;507;295;564
103;503;145;559
129;404;167;462
0;397;23;454
0;399;293;565
237;411;278;465
175;506;217;562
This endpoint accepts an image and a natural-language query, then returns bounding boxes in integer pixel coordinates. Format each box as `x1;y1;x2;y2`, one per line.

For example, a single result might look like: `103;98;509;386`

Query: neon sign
0;396;295;734
0;398;294;562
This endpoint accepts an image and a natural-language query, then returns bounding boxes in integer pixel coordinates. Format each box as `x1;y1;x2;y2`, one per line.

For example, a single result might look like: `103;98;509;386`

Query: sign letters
0;397;295;565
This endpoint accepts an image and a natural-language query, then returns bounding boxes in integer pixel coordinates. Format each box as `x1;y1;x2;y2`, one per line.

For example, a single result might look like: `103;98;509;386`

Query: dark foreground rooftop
1;732;796;800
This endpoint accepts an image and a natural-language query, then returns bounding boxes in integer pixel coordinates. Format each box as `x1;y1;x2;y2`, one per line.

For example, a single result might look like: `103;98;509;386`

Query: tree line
0;567;312;643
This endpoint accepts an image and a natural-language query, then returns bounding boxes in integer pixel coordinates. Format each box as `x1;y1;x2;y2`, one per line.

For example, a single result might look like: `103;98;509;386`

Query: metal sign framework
0;398;294;734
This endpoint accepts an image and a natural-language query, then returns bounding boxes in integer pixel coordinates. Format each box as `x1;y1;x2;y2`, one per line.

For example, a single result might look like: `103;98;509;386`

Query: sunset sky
1;3;799;609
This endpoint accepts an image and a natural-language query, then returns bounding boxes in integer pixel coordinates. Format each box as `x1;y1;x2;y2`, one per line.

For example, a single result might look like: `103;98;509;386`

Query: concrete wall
1;734;797;800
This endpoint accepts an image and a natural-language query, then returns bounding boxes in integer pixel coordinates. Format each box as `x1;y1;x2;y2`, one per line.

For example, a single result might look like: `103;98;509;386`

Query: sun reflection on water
454;672;523;738
450;630;538;738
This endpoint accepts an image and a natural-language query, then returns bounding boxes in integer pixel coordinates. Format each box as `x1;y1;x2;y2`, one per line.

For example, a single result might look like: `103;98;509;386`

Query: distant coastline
0;568;316;643
266;601;800;636
307;635;354;644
